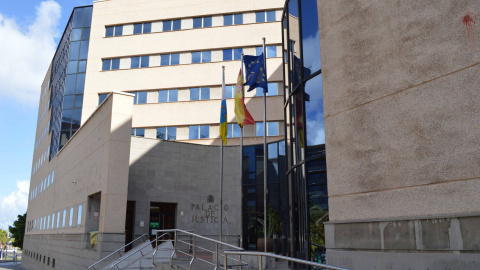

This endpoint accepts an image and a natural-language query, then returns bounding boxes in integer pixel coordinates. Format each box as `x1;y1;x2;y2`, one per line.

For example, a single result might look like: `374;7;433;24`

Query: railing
109;233;170;270
152;229;246;270
88;233;149;270
223;251;351;270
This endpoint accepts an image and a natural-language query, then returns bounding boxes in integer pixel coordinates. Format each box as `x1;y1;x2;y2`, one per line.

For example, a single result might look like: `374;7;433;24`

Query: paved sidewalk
0;262;24;270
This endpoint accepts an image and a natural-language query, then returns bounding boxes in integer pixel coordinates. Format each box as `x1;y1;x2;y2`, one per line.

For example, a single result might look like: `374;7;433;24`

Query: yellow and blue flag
243;53;268;93
219;68;228;145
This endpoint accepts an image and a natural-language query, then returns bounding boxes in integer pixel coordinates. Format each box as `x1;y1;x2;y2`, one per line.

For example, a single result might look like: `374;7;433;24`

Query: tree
9;213;26;249
0;229;7;247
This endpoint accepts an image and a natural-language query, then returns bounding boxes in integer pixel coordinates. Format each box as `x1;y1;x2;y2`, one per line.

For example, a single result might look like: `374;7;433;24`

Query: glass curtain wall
50;6;92;158
282;0;326;261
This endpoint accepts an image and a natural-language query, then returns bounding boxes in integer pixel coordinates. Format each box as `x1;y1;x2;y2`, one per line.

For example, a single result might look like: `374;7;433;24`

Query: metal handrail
110;233;170;270
153;229;245;270
88;233;149;270
223;251;351;270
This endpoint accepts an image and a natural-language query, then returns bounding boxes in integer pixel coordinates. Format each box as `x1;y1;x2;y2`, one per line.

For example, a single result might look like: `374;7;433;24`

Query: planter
257;238;282;252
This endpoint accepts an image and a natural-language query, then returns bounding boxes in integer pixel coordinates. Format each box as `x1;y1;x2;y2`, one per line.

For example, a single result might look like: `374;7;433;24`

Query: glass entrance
149;202;176;241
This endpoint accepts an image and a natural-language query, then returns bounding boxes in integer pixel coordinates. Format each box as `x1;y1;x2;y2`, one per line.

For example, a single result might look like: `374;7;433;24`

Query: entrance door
149;202;176;241
125;201;136;252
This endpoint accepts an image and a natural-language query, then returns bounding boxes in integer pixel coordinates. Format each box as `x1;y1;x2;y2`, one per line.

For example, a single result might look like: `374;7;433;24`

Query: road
0;262;23;270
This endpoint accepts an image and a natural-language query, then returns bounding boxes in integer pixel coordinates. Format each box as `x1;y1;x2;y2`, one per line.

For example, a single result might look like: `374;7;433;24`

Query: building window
224;14;243;25
193;16;212;28
189;125;210;139
47;215;50;230
225;85;235;99
256;82;278;96
267;46;277;57
105;25;123;36
131;56;149;68
224;14;233;26
57;211;60;228
227;123;241;138
113;25;123;36
77;204;82;225
161;54;180;66
51;213;55;229
69;207;74;227
63;208;67;227
133;22;151;34
98;94;108;105
131;128;145;137
192;51;211;63
158;89;178;102
105;26;114;37
190;87;210;100
102;58;120;71
234;14;243;24
163;19;181;31
51;170;55;184
256;11;276;23
133;92;147;104
256;122;279;136
223;48;243;61
156;127;176;140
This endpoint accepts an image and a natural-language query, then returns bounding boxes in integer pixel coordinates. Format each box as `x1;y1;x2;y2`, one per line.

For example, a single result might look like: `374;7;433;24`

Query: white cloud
0;180;29;229
0;0;61;105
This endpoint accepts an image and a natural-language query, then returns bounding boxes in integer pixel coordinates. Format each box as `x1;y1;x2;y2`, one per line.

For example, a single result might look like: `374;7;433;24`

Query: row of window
33;145;50;176
30;169;55;201
101;45;278;71
24;250;55;268
35;120;50;151
131;122;280;140
27;204;82;232
105;10;278;37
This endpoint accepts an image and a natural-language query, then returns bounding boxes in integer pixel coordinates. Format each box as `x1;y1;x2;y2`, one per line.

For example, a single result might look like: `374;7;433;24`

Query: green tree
8;213;26;249
0;229;7;248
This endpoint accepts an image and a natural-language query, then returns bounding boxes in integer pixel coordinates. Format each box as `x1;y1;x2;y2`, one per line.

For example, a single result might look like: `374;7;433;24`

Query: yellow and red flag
234;69;255;127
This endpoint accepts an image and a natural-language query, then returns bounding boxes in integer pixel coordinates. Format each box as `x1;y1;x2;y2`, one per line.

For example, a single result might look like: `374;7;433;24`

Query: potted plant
255;205;283;252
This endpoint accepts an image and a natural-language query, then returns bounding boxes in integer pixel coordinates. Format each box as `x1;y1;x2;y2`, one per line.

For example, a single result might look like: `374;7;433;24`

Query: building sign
150;222;159;228
190;195;230;224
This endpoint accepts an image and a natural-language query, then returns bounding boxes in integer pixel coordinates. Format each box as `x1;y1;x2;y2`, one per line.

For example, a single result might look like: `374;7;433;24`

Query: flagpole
239;54;245;248
262;37;268;253
220;66;225;242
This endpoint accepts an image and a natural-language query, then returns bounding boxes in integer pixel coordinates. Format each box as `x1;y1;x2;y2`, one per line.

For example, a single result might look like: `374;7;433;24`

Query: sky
0;0;93;230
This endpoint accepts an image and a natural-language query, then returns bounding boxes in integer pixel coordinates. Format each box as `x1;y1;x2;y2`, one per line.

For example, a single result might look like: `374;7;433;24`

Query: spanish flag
219;68;228;145
234;69;255;127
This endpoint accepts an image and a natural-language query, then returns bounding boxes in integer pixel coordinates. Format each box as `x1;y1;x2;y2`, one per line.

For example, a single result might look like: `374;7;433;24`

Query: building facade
23;0;287;269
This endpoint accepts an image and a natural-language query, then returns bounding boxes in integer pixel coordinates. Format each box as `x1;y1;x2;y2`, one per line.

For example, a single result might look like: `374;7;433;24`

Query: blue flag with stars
243;53;268;93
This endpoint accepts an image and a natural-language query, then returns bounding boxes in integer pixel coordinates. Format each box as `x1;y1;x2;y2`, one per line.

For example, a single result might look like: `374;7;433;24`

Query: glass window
65;75;76;95
114;25;123;36
71;29;82;41
234;48;243;60
72;8;84;28
268;82;278;95
77;204;82;225
267;46;277;57
268;122;278;136
190;88;199;100
224;15;233;26
69;41;80;60
158;90;168;102
67;61;78;74
227;124;233;138
51;170;54;183
143;22;151;33
204;17;212;27
200;125;209;138
83;6;93;27
193;17;202;28
202;51;211;63
131;57;140;68
99;94;108;105
69;207;74;227
266;11;276;22
301;0;321;75
189;126;199;139
64;95;74;109
81;28;90;40
256;12;265;23
56;211;60;228
201;87;210;100
105;26;114;37
141;56;149;67
256;122;264;136
75;95;83;108
223;49;232;61
156;127;166;139
169;89;178;102
132;128;145;137
75;73;85;93
62;209;66;227
102;59;111;71
137;92;147;104
192;52;201;63
234;14;243;25
171;54;179;65
167;127;176;140
161;54;170;66
226;85;234;99
47;215;50;229
233;123;241;137
173;19;181;30
78;60;87;73
133;23;142;34
255;46;263;56
111;58;120;70
163;20;172;31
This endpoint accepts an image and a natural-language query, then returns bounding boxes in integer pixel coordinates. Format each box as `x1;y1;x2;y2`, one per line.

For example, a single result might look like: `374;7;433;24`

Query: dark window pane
99;94;108;105
204;17;212;27
72;8;84;28
133;23;142;34
131;129;135;136
141;56;149;67
111;58;120;70
223;49;232;61
157;127;166;139
192;52;201;63
224;15;233;26
75;73;85;94
189;126;199;139
82;7;93;27
200;125;209;138
138;92;147;104
71;29;82;41
163;20;172;31
267;46;276;58
67;61;78;74
234;48;243;60
81;28;90;40
69;41;80;60
266;11;276;22
102;59;111;71
65;75;76;95
256;12;265;23
79;41;89;59
171;54;179;65
167;127;176;140
131;57;140;68
201;87;210;100
136;128;145;137
74;95;83;108
301;0;321;74
161;54;170;66
143;22;151;33
62;109;73;124
105;27;114;37
305;76;325;146
172;20;181;30
268;122;278;136
255;46;263;56
158;90;168;102
202;51;211;63
193;17;202;28
234;14;243;24
190;88;199;100
169;90;178;102
72;109;82;126
63;95;74;109
114;25;123;36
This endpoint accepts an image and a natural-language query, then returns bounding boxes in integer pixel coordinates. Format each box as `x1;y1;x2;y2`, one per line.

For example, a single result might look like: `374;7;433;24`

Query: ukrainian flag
220;68;228;145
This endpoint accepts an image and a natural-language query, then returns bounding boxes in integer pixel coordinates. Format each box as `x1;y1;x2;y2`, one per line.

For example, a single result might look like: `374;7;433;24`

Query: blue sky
0;0;93;229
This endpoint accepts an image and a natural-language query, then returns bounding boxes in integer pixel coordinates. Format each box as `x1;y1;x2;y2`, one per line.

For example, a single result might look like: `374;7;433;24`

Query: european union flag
243;53;268;93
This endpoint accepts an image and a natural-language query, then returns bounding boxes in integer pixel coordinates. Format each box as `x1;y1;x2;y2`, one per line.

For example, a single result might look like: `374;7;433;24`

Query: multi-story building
23;1;287;269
